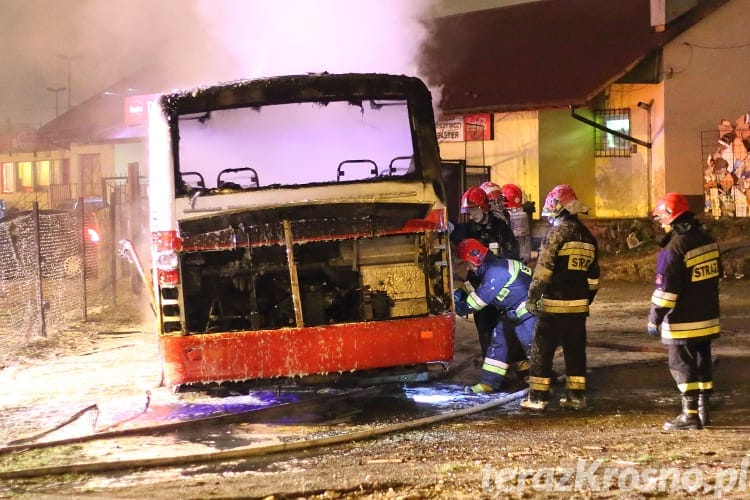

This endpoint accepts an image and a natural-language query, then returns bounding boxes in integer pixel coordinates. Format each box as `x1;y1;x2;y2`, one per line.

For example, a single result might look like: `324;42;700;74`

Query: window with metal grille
594;108;632;157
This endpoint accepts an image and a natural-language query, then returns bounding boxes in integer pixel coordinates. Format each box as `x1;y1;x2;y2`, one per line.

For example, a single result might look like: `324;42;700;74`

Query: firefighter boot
513;360;530;385
663;394;702;431
559;390;587;410
466;383;495;394
698;392;711;427
520;389;549;411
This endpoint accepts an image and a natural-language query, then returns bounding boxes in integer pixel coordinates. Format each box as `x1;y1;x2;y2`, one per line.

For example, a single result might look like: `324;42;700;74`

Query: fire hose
0;388;527;479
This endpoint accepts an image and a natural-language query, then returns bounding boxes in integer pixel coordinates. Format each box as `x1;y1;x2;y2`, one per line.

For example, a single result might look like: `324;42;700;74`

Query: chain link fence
0;195;149;363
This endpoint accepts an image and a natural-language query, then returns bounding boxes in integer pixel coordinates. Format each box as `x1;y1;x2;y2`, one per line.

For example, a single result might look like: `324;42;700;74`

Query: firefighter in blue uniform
521;184;600;411
649;192;721;430
450;186;520;361
453;238;535;393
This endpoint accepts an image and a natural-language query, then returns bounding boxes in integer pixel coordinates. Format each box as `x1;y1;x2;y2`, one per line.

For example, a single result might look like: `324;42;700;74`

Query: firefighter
453;238;535;393
520;184;600;411
501;183;532;264
450;186;520;358
479;181;511;223
450;186;519;260
649;192;720;430
479;181;532;374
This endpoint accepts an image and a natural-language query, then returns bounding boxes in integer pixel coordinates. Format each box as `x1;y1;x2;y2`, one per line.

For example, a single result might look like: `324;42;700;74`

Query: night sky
0;0;531;129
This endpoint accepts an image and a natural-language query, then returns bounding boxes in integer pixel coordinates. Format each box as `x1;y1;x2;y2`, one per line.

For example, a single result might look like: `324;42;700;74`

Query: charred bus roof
156;73;445;201
159;73;435;115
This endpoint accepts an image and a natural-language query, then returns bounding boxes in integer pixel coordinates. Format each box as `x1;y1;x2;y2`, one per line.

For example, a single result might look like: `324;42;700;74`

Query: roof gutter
570;106;651;149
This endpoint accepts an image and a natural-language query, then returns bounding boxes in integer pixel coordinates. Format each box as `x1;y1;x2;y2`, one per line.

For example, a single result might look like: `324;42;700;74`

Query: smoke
193;0;432;80
2;0;436;126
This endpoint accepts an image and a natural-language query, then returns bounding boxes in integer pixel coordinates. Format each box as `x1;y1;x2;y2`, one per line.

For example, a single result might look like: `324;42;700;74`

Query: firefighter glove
525;297;541;315
647;322;660;338
453;289;472;317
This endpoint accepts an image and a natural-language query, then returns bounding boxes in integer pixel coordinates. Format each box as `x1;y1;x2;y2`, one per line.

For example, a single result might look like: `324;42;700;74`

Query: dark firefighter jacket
450;213;520;260
527;214;600;315
648;215;721;344
453;253;533;323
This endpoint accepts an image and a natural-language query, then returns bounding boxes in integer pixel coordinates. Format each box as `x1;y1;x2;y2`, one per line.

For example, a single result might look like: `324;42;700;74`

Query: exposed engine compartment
176;228;449;334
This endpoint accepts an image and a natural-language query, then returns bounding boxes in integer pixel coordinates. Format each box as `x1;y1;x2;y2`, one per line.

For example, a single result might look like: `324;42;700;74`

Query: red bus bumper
159;314;455;387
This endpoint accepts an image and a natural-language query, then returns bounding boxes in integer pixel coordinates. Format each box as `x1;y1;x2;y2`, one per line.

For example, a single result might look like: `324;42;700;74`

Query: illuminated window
17;161;34;192
2;162;15;193
36;160;50;190
594;108;632;157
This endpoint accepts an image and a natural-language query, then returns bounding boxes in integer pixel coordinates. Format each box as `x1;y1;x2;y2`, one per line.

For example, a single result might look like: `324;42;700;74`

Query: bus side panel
160;314;455;386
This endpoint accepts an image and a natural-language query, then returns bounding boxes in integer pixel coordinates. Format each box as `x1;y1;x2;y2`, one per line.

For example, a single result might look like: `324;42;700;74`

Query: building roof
420;0;728;114
34;51;236;148
35;77;153;148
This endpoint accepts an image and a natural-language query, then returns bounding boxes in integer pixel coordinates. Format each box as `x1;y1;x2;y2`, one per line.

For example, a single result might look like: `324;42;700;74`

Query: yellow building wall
596;83;665;217
538;108;596;216
70;143;116;188
438;111;540;217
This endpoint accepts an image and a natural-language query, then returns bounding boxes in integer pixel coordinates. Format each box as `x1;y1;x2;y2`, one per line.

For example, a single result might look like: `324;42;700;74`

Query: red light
158;269;180;286
403;209;446;232
419;330;434;340
86;227;100;243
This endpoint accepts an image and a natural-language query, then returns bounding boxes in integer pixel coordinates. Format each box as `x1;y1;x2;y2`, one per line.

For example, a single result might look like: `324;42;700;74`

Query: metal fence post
78;196;88;321
31;202;47;337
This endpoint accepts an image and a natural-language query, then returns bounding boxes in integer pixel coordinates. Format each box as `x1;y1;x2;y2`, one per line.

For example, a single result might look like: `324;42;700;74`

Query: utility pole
57;54;82;111
638;100;654;214
46;86;66;118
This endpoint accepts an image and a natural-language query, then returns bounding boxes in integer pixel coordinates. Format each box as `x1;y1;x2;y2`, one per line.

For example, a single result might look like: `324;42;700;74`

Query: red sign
436;113;493;142
463;113;493;141
124;94;159;126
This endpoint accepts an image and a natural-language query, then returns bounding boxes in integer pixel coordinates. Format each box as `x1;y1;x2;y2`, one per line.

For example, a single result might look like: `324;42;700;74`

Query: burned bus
147;73;454;388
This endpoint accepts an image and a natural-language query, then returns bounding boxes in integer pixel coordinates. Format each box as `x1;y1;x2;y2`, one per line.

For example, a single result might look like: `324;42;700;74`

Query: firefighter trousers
528;315;587;397
473;306;498;358
668;340;713;395
480;315;535;389
474;306;527;362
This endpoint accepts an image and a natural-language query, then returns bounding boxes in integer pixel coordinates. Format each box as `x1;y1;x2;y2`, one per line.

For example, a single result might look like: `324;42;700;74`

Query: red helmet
501;184;523;208
652;192;690;225
479;181;504;202
542;184;579;219
456;238;489;267
460;186;489;214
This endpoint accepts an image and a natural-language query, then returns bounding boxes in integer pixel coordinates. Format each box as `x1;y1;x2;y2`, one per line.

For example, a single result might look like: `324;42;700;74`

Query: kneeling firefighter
453;238;536;393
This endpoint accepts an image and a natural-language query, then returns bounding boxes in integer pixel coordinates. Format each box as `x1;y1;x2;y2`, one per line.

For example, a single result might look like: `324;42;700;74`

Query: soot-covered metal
178;202;432;246
179;230;448;333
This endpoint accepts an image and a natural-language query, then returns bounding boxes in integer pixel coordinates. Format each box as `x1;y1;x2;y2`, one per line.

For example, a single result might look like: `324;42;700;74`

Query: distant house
0;78;150;213
422;0;740;217
0;50;238;214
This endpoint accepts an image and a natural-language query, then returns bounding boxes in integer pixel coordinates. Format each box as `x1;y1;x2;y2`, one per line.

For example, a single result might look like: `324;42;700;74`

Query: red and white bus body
148;73;454;388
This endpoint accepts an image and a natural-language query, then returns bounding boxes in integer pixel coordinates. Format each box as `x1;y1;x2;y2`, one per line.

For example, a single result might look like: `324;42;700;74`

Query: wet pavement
0;278;749;498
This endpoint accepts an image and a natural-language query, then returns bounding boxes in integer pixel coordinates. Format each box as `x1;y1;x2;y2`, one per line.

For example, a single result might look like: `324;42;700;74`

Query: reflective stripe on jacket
461;254;533;321
648;219;720;345
528;215;600;316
